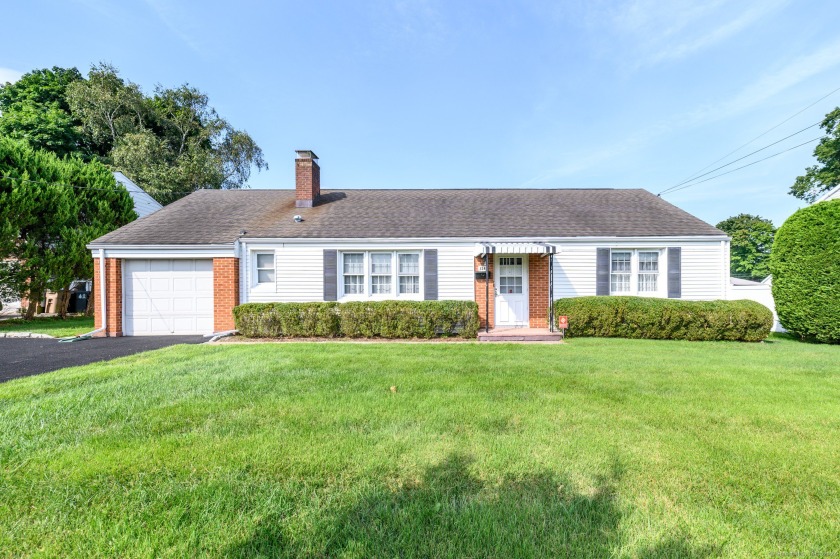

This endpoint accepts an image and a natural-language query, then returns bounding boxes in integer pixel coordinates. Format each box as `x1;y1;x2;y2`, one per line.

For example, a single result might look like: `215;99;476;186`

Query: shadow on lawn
224;453;718;559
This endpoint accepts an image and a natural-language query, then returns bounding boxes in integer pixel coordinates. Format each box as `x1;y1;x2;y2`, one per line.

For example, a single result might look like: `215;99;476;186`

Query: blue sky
2;0;839;227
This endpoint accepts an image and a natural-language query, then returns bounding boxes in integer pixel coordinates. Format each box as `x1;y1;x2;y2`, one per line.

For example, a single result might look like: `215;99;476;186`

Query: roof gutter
60;248;106;342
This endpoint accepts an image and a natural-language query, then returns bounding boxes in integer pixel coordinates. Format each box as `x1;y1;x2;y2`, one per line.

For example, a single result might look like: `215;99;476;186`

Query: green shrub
233;303;341;338
233;300;479;339
553;296;772;342
769;199;840;343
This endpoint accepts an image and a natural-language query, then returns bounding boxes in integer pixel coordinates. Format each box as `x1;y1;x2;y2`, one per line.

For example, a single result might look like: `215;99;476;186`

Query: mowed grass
0;336;838;558
0;315;94;337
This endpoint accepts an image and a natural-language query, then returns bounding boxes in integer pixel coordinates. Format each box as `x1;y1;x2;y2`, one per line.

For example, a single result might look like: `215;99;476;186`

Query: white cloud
0;67;23;85
516;38;840;186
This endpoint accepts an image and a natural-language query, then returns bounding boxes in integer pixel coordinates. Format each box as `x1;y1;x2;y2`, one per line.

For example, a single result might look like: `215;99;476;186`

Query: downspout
484;252;489;333
59;248;106;342
549;252;554;332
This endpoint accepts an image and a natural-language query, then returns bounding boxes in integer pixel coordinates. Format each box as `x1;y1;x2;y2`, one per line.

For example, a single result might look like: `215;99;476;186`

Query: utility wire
666;84;840;190
664;137;821;195
657;121;821;195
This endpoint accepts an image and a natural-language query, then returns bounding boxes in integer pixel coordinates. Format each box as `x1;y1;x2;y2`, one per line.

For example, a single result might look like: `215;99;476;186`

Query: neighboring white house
814;184;840;203
88;150;735;337
729;276;783;332
113;171;162;218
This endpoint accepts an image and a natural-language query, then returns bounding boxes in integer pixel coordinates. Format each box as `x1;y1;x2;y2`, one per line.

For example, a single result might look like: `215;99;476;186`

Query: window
255;252;275;284
398;253;420;294
370;253;392;294
610;251;631;293
638;251;659;292
609;249;662;295
343;253;365;294
340;251;422;298
498;257;524;294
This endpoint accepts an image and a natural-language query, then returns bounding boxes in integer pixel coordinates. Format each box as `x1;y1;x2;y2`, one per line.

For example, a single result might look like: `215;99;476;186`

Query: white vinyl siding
553;241;726;301
681;244;727;300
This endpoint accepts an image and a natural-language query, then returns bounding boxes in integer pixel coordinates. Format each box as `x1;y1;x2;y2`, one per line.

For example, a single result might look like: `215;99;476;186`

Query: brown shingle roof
90;188;724;245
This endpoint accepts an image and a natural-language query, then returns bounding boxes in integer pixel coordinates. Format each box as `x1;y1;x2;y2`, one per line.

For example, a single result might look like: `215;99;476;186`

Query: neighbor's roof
90;188;724;245
113;171;163;219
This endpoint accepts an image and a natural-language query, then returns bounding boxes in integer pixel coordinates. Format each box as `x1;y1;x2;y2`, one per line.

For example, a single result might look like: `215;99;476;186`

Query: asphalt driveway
0;336;205;382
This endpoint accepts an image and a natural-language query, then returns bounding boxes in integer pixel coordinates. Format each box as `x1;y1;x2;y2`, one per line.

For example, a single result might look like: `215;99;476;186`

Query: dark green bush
769;199;840;344
553;296;772;342
233;300;479;339
233;302;341;338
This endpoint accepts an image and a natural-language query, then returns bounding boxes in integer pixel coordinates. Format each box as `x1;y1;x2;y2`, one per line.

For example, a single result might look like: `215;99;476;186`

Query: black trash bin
68;291;90;313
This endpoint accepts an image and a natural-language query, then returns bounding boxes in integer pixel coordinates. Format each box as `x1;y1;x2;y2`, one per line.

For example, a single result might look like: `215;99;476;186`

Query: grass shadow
226;453;627;558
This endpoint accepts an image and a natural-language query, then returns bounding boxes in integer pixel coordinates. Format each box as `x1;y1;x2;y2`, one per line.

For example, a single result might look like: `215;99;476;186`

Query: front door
495;255;528;327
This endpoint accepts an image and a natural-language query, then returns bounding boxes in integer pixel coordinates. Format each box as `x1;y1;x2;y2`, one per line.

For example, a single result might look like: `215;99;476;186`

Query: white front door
124;259;214;335
495;255;529;327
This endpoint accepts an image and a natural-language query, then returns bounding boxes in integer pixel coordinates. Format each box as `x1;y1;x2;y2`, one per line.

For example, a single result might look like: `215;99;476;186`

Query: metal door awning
474;242;558;256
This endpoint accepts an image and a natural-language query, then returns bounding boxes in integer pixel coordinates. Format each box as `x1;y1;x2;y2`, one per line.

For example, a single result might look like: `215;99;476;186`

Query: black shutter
323;250;337;301
596;248;610;296
424;249;438;300
667;247;681;299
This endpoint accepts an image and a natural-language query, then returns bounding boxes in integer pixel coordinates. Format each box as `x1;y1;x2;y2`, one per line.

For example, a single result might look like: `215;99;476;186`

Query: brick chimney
295;150;320;207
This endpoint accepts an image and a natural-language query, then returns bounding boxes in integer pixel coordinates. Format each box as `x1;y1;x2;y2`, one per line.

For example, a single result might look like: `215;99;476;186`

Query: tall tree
0;137;135;318
716;214;776;281
0;67;89;159
67;65;267;204
790;107;840;202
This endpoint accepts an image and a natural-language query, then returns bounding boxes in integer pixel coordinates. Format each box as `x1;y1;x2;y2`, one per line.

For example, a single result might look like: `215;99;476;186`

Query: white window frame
609;249;664;297
338;251;423;301
252;251;276;289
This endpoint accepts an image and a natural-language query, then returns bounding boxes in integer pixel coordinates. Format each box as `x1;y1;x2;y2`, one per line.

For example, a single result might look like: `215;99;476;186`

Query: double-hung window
609;249;661;295
398;253;420;294
610;251;631;293
343;253;365;295
255;252;275;285
370;253;392;294
340;251;421;298
637;251;659;292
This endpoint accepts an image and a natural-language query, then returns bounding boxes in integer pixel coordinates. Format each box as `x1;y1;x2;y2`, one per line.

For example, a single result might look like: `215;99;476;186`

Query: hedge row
233;300;480;339
553;296;772;342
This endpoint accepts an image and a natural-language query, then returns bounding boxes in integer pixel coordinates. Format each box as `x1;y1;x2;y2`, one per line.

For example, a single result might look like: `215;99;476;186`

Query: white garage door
124;259;214;335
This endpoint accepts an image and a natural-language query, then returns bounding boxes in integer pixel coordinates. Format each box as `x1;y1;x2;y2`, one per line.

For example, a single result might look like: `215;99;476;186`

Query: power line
657;121;821;195
667;84;840;189
663;137;821;195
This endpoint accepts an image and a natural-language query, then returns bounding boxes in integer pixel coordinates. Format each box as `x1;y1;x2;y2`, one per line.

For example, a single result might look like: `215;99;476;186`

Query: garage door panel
124;259;214;336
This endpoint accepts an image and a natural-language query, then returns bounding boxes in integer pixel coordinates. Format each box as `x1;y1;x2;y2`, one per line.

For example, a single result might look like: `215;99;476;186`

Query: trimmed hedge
233;300;479;339
770;199;840;343
553;296;772;342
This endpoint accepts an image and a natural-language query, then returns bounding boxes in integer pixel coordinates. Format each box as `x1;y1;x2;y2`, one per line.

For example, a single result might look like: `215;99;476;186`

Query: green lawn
0;336;838;558
0;315;94;337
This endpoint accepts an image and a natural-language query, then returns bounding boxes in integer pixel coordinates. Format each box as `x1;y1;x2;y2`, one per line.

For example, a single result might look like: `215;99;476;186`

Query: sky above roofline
3;0;839;227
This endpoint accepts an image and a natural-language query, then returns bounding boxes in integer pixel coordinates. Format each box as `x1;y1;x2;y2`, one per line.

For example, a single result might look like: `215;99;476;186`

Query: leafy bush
234;300;479;339
553;296;772;342
770;199;840;343
233;303;340;338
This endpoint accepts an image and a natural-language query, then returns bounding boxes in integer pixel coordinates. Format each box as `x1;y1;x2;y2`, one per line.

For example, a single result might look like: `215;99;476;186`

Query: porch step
477;328;563;342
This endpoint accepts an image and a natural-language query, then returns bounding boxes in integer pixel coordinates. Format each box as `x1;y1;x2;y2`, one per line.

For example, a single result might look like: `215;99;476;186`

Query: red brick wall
474;256;495;330
93;257;123;337
295;157;320;207
529;254;550;328
213;257;240;332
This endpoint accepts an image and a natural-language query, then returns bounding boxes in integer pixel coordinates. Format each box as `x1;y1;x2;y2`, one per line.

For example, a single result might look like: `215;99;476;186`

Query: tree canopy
0;67;88;159
0;136;135;318
715;214;775;281
1;63;267;205
790;107;840;202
